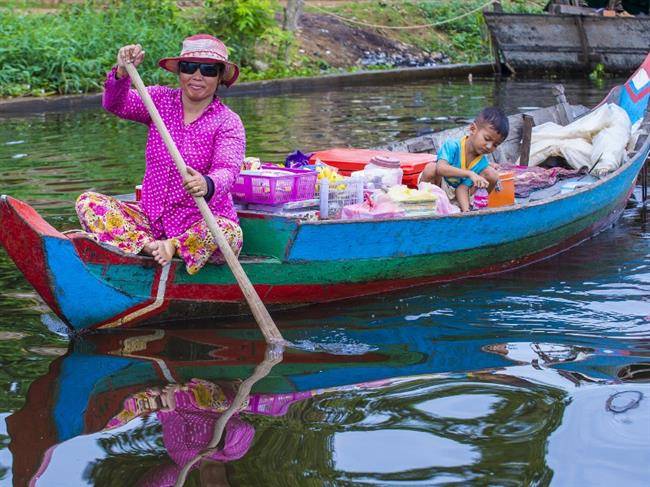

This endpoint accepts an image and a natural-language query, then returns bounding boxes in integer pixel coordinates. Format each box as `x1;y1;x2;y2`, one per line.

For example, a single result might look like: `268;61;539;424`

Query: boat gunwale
483;11;650;21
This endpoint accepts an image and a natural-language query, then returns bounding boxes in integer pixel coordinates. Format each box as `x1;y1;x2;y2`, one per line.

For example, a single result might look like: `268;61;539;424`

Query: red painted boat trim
0;197;61;315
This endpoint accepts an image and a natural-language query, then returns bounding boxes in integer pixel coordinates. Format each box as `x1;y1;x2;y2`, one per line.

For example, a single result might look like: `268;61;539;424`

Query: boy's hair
475;107;509;140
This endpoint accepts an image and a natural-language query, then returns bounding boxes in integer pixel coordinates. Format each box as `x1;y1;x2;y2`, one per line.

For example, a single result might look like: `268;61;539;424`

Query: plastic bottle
360;155;403;190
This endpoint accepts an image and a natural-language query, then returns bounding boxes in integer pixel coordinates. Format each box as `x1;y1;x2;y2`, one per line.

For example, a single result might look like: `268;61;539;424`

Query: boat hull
484;12;650;74
0;146;644;333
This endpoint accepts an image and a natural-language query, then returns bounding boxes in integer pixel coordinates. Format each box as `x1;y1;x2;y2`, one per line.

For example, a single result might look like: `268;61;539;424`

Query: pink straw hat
158;34;239;87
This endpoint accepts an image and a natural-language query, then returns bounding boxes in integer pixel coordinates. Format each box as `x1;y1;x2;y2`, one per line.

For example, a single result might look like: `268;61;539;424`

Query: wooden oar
124;62;284;345
173;343;284;487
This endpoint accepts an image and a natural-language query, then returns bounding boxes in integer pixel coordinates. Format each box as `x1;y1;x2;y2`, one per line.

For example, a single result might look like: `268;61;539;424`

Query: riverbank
0;0;541;99
0;62;494;115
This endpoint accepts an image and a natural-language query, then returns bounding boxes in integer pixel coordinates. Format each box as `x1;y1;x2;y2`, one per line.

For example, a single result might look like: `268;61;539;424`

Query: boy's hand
469;172;489;189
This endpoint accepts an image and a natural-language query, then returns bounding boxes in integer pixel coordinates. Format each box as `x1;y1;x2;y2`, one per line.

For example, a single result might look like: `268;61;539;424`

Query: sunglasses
178;61;223;77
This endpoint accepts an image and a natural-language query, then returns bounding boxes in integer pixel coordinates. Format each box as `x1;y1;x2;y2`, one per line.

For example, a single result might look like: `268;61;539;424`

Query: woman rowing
76;34;245;274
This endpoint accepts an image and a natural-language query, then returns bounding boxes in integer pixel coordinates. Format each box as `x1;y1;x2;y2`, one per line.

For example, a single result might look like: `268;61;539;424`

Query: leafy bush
0;0;292;96
0;0;193;97
202;0;283;67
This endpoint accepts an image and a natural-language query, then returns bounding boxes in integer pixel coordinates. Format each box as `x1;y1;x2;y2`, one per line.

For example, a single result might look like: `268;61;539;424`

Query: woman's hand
468;172;489;189
183;166;208;197
115;44;145;79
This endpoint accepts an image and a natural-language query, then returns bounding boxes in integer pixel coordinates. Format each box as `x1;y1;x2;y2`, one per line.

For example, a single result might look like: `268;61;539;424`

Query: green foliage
0;0;191;97
589;62;606;80
202;0;283;67
0;0;547;98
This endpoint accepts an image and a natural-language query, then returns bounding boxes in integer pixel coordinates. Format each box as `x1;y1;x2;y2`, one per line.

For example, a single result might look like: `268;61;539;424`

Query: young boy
420;107;509;212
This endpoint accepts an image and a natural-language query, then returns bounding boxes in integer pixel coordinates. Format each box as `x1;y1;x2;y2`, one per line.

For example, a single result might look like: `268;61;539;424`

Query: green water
0;76;648;486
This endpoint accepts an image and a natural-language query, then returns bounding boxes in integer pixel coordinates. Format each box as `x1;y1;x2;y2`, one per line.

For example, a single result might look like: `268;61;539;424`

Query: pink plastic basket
232;165;317;205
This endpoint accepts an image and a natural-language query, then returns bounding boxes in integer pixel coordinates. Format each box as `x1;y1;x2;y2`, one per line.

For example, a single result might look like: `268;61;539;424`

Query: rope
310;0;497;30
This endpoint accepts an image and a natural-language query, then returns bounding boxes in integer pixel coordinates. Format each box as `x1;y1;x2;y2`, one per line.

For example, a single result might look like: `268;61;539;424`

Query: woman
76;34;245;274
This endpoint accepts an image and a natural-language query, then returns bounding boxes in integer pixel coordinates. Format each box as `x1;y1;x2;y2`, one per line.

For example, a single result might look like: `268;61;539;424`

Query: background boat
484;1;650;75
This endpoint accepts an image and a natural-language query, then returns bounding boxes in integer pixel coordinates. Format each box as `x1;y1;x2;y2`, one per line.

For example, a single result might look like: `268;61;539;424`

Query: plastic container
309;148;434;188
319;176;364;219
473;188;489;209
356;155;403;191
232;165;317;205
487;171;515;208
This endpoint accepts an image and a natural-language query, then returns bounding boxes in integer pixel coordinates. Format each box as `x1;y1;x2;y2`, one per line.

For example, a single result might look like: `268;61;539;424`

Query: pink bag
341;193;405;220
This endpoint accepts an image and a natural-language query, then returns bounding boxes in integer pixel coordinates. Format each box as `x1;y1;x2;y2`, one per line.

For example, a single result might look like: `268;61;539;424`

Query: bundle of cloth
525;103;633;176
499;164;585;198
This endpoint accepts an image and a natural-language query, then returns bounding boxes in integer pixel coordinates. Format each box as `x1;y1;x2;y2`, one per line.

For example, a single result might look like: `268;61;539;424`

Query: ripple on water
548;384;650;486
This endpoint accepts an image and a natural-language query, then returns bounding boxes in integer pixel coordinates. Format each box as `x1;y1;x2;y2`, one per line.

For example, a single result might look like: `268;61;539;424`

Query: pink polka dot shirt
102;67;245;239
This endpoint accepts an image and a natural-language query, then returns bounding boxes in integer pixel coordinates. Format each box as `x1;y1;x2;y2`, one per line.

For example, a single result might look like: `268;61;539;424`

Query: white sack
626;118;644;152
527;103;632;175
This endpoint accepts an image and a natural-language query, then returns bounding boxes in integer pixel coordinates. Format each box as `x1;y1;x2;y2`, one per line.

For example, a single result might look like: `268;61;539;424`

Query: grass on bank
0;0;544;98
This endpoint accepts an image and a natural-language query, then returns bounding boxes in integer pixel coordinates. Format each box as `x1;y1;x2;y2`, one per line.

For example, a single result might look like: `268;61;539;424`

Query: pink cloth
137;414;253;487
102;67;245;238
499;164;584;198
245;391;313;416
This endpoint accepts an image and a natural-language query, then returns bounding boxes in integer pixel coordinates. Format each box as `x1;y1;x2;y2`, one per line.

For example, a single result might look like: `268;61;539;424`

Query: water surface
0;76;648;486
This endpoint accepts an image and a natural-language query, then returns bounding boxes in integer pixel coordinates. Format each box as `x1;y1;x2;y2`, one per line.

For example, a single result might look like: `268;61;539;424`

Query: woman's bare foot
151;239;176;266
141;242;157;256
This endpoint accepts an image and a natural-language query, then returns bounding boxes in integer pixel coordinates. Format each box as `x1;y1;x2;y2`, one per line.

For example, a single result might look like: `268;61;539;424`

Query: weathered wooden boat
1;54;648;333
484;1;650;74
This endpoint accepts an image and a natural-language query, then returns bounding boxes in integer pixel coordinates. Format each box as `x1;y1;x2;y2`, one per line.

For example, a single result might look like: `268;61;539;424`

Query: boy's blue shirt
437;136;489;188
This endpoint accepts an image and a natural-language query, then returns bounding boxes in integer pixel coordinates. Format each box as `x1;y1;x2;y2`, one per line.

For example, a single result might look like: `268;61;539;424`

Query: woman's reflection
97;346;293;486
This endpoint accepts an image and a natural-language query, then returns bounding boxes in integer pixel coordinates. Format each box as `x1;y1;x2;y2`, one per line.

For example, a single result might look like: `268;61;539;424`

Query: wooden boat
1;54;648;333
484;2;650;74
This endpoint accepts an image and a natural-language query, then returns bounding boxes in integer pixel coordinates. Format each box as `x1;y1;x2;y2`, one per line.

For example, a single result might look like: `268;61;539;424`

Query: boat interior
108;96;637;231
231;87;644;223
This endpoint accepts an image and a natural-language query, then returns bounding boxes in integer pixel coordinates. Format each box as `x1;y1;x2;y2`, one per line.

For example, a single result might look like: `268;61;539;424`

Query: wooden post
519;114;534;166
631;105;650;203
283;0;303;32
282;0;303;62
551;84;574;126
489;1;503;75
573;15;591;71
642;157;648;202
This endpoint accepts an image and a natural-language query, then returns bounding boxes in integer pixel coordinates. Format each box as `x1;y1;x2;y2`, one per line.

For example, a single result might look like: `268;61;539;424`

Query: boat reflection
5;327;648;486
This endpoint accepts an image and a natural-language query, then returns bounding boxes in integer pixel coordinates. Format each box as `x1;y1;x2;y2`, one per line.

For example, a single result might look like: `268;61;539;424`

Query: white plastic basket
318;176;364;219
